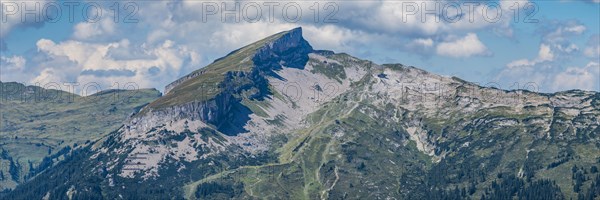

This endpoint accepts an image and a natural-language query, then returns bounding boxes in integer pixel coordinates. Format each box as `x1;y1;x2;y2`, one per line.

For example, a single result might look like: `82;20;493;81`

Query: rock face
254;27;313;70
5;28;600;200
140;27;313;137
164;27;312;94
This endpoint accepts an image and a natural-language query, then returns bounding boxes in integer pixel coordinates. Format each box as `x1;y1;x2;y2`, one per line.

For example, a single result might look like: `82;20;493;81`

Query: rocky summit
3;27;600;200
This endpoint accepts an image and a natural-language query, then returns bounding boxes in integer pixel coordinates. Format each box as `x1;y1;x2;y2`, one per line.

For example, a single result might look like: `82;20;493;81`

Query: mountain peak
8;24;600;200
151;27;313;113
163;27;312;95
254;27;313;69
266;27;307;50
289;26;302;34
277;26;303;40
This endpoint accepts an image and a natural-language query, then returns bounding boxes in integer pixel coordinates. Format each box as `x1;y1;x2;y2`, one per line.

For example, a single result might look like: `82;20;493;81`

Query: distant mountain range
0;82;160;192
2;27;600;199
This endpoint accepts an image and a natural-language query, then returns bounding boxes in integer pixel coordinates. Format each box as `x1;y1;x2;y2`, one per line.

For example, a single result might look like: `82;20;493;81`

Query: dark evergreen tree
517;180;564;200
481;174;564;200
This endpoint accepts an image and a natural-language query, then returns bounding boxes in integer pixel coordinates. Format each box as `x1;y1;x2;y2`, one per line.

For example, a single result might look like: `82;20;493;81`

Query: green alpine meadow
0;82;160;192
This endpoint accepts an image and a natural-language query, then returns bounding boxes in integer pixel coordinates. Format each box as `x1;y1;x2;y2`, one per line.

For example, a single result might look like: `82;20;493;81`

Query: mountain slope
0;82;160;191
4;28;600;200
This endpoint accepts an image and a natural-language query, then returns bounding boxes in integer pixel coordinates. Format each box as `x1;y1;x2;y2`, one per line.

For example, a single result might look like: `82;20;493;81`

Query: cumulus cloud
0;0;54;38
207;23;298;50
497;20;598;92
541;21;587;42
564;25;586;34
436;33;489;58
411;38;434;48
302;25;377;53
73;17;116;40
494;64;550;91
126;0;519;58
31;68;63;84
505;21;587;69
0;0;55;52
332;0;529;38
507;44;554;68
0;55;27;80
3;0;520;92
28;38;200;94
0;55;26;71
1;0;596;94
405;38;435;55
535;20;587;58
552;62;600;91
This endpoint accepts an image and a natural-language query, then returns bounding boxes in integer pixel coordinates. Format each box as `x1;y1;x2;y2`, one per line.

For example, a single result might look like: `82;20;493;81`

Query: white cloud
545;24;583;42
0;55;26;71
564;25;586;34
303;25;373;51
542;21;587;51
497;20;598;92
495;64;550;91
507;22;588;69
404;38;435;56
73;17;116;40
31;68;63;84
0;0;54;38
141;6;502;60
538;44;555;62
411;38;434;47
555;43;579;54
207;23;298;50
436;33;489;58
30;38;200;94
2;0;596;94
552;62;600;91
507;44;554;68
0;55;26;80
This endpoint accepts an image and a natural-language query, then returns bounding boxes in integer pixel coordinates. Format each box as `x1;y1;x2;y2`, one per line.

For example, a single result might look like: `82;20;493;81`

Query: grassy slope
3;30;599;199
0;84;160;189
181;54;600;199
144;30;288;112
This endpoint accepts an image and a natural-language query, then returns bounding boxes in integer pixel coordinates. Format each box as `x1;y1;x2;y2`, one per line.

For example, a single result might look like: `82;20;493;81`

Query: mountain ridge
3;27;600;200
0;82;160;192
163;27;309;95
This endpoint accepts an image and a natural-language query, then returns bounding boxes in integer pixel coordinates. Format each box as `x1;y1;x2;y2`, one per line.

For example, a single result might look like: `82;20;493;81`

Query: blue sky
1;0;599;94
